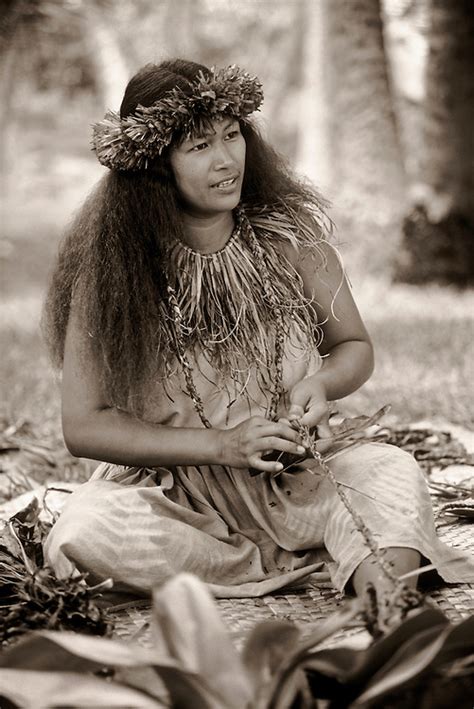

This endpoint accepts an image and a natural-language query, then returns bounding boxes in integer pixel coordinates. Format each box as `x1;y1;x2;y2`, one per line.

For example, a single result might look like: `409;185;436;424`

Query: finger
317;419;332;439
248;453;284;474
257;436;306;456
300;401;330;428
258;423;302;444
288;382;311;413
288;404;304;421
315;437;334;455
248;416;274;427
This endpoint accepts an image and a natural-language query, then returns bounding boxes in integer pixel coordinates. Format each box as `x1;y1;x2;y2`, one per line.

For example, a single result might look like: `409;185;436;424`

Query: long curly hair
42;58;330;415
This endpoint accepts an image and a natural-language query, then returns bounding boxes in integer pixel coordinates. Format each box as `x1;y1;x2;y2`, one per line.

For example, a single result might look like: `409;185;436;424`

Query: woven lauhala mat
109;519;474;651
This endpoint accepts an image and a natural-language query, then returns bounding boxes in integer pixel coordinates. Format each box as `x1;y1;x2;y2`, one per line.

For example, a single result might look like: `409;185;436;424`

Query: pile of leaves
0;573;473;708
0;417;92;504
321;408;474;476
0;498;112;647
251;406;474;479
372;424;474;474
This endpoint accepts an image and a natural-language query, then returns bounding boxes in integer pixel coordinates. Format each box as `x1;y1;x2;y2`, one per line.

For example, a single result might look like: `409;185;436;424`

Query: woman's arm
61;310;303;473
286;240;374;428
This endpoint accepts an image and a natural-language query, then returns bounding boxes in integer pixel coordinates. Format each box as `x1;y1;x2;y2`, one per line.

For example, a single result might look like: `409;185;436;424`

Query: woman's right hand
217;416;306;473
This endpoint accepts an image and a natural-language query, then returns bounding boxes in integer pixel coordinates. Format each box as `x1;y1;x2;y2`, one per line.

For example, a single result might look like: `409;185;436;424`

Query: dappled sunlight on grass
1;327;61;441
346;316;473;426
342;276;474;426
353;276;474;321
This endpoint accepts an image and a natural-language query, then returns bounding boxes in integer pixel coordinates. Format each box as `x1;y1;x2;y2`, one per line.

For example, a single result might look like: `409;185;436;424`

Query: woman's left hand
286;375;332;437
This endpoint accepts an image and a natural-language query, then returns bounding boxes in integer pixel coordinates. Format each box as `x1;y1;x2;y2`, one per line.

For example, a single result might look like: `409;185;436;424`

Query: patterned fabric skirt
45;443;474;598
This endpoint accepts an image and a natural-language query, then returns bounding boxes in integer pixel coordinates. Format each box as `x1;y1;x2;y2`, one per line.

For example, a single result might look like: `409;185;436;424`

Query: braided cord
166;283;212;429
293;420;405;586
238;209;285;420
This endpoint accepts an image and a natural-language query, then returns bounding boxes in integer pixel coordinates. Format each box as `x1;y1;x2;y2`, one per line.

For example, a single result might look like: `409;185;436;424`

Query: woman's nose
213;142;233;169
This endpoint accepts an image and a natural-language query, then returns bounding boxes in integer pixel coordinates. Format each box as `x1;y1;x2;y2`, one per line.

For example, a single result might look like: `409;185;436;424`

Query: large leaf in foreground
0;630;169;672
260;601;361;707
355;614;474;706
152;573;252;709
0;628;209;707
0;669;164;708
0;591;246;709
302;609;448;687
241;620;302;705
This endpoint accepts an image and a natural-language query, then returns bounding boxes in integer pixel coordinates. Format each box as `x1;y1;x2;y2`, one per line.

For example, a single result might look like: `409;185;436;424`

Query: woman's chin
207;191;242;214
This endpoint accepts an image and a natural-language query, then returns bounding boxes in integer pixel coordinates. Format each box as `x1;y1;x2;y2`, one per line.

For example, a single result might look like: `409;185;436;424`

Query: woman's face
170;117;246;218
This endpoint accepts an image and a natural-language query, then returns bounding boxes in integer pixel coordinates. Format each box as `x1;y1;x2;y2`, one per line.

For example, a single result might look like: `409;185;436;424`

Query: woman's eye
191;142;208;152
225;130;239;140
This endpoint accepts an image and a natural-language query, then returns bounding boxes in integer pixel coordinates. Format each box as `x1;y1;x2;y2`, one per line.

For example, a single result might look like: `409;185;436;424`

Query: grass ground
349;279;474;426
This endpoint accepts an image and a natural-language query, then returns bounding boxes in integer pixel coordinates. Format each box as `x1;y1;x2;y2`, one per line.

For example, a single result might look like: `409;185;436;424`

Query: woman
43;59;473;615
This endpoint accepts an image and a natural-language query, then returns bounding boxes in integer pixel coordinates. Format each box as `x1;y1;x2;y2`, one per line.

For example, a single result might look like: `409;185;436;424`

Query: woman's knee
44;481;124;580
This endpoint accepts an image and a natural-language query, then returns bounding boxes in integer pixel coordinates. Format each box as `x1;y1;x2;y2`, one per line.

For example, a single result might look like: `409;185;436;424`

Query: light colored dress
45;323;474;597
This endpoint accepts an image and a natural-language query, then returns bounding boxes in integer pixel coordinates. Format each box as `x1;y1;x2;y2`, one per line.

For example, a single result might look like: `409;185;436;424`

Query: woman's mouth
211;176;238;191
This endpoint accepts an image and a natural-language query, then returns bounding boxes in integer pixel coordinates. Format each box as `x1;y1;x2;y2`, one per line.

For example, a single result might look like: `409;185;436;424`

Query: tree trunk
295;0;331;190
263;0;307;162
161;0;198;59
323;0;406;269
0;0;28;225
81;1;130;111
395;0;474;285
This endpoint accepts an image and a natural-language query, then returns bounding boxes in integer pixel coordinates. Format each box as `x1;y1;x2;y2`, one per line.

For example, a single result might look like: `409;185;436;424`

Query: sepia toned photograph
1;1;473;705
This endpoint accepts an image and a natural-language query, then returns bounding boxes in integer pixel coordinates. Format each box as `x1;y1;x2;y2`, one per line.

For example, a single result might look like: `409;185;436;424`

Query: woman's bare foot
352;547;423;634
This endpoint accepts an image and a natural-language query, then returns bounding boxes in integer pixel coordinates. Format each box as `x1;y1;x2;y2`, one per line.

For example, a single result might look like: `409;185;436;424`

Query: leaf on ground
0;528;22;561
439;500;474;519
6;497;51;568
328;407;391;439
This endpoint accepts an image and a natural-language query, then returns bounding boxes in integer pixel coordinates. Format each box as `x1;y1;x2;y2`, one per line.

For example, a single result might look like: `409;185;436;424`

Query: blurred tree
179;0;307;158
321;0;406;267
395;0;474;285
80;0;130;111
0;0;133;225
1;1;93;94
295;0;330;189
0;0;130;107
0;0;22;218
0;1;20;165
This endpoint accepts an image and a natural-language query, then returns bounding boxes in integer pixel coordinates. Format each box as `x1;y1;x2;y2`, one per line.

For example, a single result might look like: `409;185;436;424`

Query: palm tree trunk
0;0;25;227
395;0;474;284
263;0;307;162
161;0;198;58
81;1;130;111
324;0;406;228
295;0;331;191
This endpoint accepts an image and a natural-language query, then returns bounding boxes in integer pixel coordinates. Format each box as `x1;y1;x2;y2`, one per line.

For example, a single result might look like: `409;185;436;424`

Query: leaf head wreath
91;65;264;171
